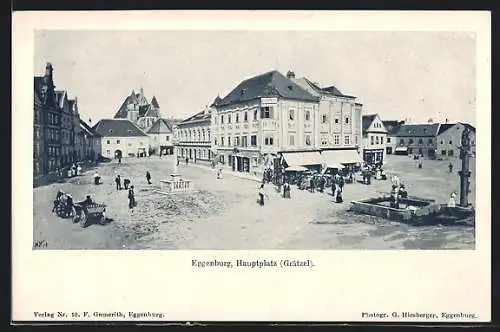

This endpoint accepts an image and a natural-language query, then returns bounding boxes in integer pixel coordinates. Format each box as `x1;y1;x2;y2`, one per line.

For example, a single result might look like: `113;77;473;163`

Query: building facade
436;123;476;159
147;118;175;155
93;119;150;158
394;123;441;159
56;90;75;167
212;70;324;174
177;106;213;164
34;62;61;176
382;120;405;155
362;114;388;164
113;88;161;132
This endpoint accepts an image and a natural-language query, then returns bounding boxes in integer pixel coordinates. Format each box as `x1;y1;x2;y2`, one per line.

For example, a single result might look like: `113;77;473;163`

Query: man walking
448;162;453;173
128;185;135;213
146;171;152;184
115;175;122;190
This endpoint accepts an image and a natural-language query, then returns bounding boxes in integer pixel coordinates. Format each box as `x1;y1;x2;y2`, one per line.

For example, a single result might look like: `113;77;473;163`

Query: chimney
445;118;449;124
44;62;55;88
286;70;295;79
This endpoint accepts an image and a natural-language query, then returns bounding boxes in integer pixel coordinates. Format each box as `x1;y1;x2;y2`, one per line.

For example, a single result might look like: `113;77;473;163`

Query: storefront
394;146;409;155
321;149;362;168
363;148;384;164
280;150;324;173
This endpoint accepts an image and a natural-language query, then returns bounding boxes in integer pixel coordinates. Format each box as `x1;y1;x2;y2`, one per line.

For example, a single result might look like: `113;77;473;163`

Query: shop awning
395;146;408;152
281;151;324;167
321;149;362;167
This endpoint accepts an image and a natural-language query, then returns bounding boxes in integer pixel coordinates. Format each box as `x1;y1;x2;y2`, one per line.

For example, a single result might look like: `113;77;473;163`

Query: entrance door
114;149;122;159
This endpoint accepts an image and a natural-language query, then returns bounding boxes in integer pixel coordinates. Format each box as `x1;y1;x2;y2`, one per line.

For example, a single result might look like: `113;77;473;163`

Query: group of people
361;163;386;185
389;183;408;209
67;163;82;178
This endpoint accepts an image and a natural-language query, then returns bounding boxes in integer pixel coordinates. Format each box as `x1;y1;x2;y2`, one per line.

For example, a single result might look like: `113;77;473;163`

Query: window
345;117;349;124
264;137;274;145
116;140;120;144
244;112;248;122
375;136;379;144
221;115;224;124
106;150;110;156
221;137;225;146
305;110;310;121
335;118;339;124
228;136;231;146
344;135;350;145
381;136;384;144
409;139;414;144
428;138;432;144
235;136;240;146
400;139;404;145
214;138;218;146
418;139;423;144
387;137;391;143
107;140;110;144
242;136;248;147
251;135;257;146
254;109;258;121
371;136;374;145
355;136;358;145
322;114;328;123
236;113;239;123
289;109;295;121
321;139;328;145
289;135;295;146
449;140;453;144
441;150;447;155
418;148;423;154
260;107;272;119
166;136;170;141
440;140;444;144
128;143;132;147
334;135;340;145
448;150;454;156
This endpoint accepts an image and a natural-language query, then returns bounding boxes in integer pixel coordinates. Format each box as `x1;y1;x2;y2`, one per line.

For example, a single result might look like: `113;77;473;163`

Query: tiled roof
79;119;99;137
395;123;441;137
151;96;160;108
362;114;377;133
210;96;222;107
218;70;319;106
92;119;148;137
437;122;476;135
147;118;174;134
144;106;159;117
179;109;212;126
382;120;405;135
114;95;134;119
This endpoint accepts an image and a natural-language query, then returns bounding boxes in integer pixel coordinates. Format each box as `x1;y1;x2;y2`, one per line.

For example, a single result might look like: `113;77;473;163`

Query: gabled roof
79;119;99;137
92;119;148;137
218;70;319;106
114;95;135;119
147;118;173;134
382;120;405;136
151;96;160;108
362;114;377;133
395;123;441;137
437;122;476;135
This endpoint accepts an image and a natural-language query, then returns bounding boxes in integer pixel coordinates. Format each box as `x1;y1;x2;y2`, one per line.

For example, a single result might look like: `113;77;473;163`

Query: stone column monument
458;126;472;207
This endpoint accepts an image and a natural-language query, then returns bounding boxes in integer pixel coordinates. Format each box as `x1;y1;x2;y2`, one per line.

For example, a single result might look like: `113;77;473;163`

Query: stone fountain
158;137;193;194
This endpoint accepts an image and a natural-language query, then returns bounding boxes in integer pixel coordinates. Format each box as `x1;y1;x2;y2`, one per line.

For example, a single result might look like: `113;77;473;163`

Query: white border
12;11;491;322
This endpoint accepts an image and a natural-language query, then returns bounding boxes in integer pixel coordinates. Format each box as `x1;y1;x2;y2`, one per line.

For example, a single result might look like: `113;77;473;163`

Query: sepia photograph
13;11;491;323
33;29;477;250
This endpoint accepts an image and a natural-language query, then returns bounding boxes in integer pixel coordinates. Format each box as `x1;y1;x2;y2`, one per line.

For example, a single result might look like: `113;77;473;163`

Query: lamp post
458;127;472;207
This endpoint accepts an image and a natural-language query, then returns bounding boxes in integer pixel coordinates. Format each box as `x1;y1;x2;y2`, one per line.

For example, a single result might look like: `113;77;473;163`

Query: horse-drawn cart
73;202;107;228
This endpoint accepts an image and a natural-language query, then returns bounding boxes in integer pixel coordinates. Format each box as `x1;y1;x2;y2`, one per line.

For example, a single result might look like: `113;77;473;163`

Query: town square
32;31;477;250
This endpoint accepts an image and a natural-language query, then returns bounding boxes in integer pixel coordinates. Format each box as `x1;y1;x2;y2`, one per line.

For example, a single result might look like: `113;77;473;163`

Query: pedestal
159;174;192;193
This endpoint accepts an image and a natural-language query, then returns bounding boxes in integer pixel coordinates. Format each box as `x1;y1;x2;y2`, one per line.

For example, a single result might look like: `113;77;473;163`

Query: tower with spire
113;87;161;131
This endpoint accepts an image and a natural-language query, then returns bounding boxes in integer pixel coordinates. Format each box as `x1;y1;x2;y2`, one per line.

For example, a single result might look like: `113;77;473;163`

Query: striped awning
281;151;324;167
321;149;362;167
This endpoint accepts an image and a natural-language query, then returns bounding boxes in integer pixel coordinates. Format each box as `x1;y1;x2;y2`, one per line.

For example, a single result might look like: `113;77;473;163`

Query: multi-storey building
147;118;175;155
436;122;476;160
56;90;75;167
362;114;388;164
113;88;161;132
177;105;213;164
382;120;405;155
212;70;323;174
33;62;61;176
291;72;364;169
394;123;441;159
93;119;149;158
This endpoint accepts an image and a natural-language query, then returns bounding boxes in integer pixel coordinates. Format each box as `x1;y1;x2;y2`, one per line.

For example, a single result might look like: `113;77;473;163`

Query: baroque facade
177;105;213;164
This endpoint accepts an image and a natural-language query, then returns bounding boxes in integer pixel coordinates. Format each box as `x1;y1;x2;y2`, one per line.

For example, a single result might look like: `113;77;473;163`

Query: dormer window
108;129;113;133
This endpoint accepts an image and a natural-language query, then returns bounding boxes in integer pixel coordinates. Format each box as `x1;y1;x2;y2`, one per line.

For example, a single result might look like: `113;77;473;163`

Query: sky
34;30;476;126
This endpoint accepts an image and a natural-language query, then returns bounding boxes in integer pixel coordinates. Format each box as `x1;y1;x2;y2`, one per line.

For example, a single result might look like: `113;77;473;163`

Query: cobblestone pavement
33;155;475;250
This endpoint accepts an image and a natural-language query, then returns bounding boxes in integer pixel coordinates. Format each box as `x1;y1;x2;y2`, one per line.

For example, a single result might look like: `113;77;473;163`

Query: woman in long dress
447;192;457;208
258;184;266;206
